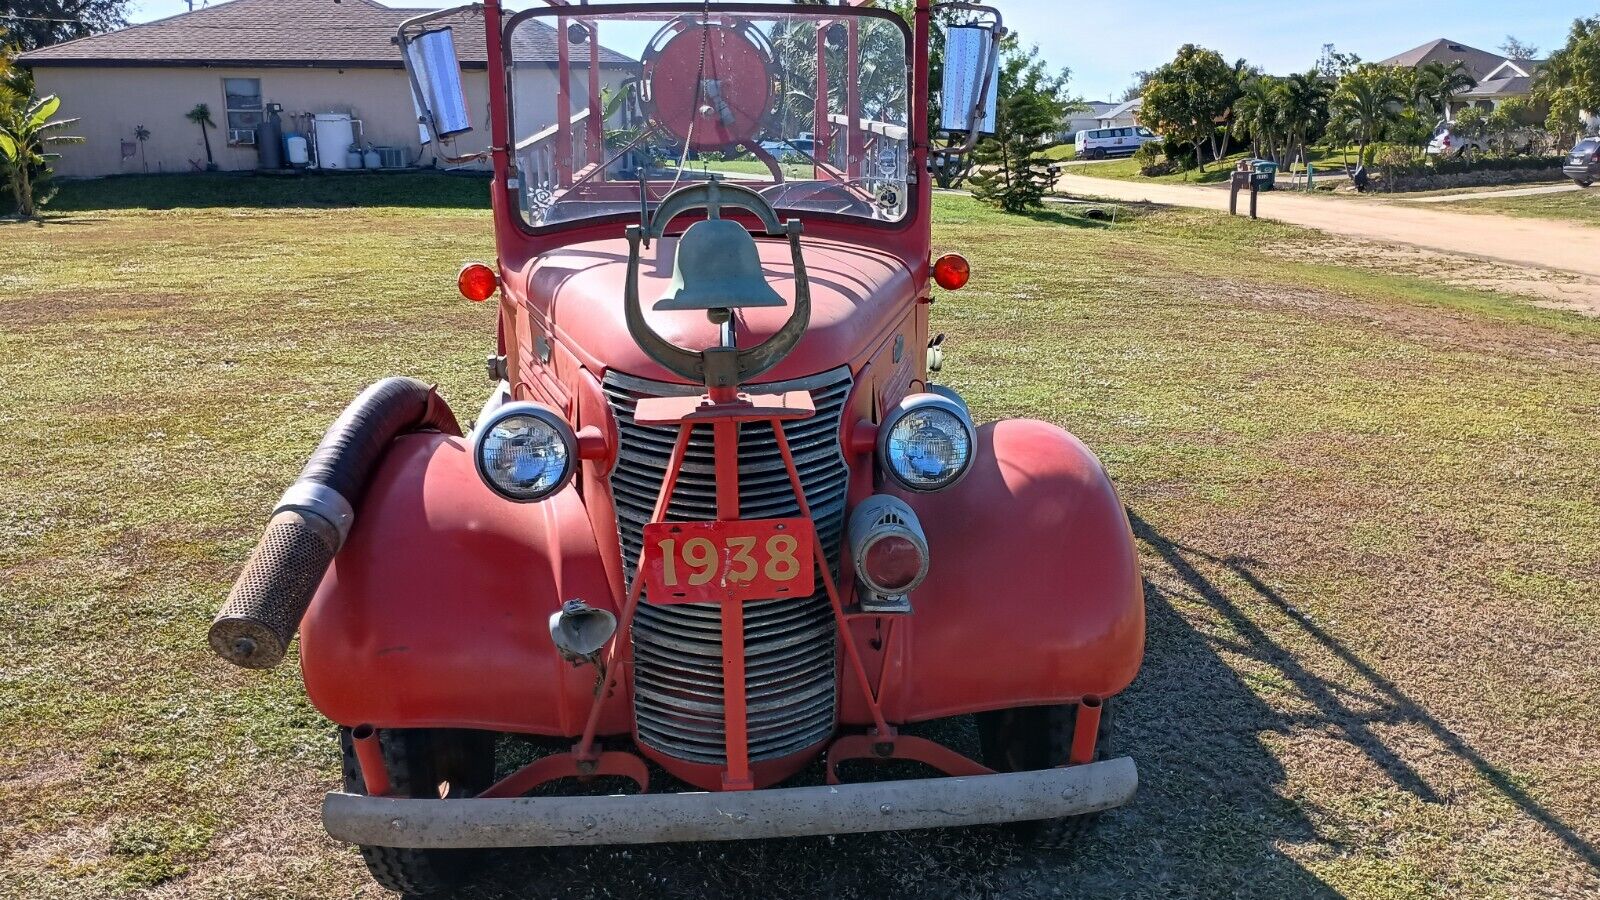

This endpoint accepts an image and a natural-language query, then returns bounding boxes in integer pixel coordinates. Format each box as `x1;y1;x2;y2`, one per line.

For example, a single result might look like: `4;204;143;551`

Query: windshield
506;5;911;231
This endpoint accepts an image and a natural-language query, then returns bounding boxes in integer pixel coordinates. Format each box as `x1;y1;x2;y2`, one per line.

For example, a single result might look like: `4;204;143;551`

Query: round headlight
877;393;976;492
473;402;576;502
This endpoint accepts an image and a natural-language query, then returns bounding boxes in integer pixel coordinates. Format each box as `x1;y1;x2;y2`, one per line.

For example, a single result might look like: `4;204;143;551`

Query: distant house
16;0;634;178
1095;98;1142;129
1060;101;1118;140
1378;39;1544;121
1452;58;1545;118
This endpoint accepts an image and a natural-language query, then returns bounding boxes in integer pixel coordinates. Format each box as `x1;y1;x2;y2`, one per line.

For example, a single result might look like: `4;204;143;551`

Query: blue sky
126;0;1594;102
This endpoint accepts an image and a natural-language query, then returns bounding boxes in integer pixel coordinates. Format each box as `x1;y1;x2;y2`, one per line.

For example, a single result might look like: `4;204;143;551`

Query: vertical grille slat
605;368;852;766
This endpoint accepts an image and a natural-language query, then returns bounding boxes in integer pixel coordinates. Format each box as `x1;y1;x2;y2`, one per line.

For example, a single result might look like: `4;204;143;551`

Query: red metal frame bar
587;17;604;162
713;414;753;789
351;724;392;797
1069;695;1103;765
845;18;863;178
480;750;649;798
824;734;993;785
556;17;573;185
814;27;830;166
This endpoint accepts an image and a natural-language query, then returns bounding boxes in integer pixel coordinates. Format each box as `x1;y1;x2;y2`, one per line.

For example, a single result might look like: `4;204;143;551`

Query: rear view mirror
401;25;473;146
937;3;1005;157
940;24;999;143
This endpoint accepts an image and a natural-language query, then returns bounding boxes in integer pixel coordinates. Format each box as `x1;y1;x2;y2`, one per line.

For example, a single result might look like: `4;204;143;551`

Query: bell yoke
209;0;1144;891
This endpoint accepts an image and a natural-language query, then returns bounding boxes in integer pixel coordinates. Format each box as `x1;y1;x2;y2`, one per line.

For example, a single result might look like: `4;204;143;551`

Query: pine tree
968;45;1070;213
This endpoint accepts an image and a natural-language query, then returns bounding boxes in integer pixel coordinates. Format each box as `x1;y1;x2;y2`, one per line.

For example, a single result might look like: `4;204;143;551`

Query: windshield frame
501;1;917;238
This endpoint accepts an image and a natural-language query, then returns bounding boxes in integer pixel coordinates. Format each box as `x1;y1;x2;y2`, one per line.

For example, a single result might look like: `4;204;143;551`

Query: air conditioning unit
229;129;257;146
374;146;409;169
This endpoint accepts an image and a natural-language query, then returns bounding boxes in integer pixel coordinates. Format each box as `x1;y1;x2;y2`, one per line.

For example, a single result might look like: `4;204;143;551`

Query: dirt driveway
1055;173;1600;305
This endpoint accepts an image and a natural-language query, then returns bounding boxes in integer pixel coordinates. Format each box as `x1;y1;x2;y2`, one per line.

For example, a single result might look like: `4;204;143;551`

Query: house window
223;78;263;146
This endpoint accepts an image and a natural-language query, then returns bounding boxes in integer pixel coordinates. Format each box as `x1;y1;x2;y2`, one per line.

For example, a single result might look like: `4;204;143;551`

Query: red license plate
641;518;815;605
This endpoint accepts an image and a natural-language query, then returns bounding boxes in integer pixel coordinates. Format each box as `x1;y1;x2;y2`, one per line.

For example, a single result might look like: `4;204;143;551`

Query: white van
1075;126;1160;160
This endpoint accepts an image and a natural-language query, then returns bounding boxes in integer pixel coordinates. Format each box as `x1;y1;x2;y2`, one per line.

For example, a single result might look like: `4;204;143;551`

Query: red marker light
932;254;970;290
458;262;499;302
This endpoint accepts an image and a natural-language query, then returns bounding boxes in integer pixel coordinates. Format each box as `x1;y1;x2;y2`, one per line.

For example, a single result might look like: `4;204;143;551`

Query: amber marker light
458;262;499;302
932;253;971;290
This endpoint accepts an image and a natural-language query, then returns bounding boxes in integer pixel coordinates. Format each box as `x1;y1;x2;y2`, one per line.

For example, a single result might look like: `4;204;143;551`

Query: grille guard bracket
576;381;893;791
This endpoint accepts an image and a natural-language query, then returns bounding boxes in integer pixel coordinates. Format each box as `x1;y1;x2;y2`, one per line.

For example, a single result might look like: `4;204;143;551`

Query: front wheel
1577;179;1594;189
338;727;497;897
975;700;1114;849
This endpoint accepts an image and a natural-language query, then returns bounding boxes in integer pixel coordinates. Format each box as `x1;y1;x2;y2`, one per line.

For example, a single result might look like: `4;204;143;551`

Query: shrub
1131;141;1176;175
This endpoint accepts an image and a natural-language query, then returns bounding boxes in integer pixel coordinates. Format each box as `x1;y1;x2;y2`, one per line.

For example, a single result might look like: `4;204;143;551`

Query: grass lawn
1043;143;1077;161
1442;186;1600;226
3;173;1599;899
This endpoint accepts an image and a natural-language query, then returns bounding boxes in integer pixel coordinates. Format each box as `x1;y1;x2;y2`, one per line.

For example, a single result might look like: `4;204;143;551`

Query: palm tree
1215;58;1252;161
186;102;216;170
1231;75;1282;161
1413;60;1477;123
1331;65;1406;163
1279;71;1331;169
0;94;85;218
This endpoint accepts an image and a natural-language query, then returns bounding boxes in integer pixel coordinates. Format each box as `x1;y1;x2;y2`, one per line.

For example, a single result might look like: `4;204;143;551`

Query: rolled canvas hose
209;377;460;669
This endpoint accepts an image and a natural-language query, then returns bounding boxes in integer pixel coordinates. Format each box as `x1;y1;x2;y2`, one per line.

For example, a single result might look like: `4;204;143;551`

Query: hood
526;234;917;385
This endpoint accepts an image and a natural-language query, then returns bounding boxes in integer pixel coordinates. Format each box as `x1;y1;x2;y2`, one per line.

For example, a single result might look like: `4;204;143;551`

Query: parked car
1565;137;1598;187
759;134;815;161
1075;125;1160;160
1426;121;1487;158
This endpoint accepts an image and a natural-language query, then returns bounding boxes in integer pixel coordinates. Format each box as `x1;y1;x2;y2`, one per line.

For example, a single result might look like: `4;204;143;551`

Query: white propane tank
346;148;364;169
363;147;382;170
311;114;355;169
285;134;310;166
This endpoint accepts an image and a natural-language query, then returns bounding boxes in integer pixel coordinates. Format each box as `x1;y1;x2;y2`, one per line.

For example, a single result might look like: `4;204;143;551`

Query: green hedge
1423;155;1566;176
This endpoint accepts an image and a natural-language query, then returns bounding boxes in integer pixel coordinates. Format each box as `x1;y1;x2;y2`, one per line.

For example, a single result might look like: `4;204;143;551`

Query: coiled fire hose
209;377;460;669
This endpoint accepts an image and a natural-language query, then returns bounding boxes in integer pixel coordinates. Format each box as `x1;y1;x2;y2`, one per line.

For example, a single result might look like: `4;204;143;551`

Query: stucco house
1059;101;1117;141
1378;39;1544;121
16;0;635;178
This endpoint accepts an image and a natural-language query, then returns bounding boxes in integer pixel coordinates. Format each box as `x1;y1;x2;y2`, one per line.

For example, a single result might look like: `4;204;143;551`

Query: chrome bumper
323;756;1137;848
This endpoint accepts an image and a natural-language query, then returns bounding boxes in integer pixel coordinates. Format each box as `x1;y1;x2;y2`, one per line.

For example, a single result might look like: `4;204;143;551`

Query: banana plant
0;94;84;218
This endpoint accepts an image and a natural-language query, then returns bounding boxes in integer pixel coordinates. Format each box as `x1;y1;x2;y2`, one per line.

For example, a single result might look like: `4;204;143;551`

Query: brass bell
655;217;787;311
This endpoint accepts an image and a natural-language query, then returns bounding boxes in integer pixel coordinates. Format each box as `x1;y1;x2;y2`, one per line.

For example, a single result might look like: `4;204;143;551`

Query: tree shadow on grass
1128;511;1600;877
445;511;1371;899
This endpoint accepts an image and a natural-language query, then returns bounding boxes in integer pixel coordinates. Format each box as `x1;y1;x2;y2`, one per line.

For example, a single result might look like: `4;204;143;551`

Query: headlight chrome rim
472;401;578;503
876;392;976;493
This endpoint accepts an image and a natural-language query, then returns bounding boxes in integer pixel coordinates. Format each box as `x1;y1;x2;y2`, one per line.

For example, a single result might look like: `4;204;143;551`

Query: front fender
299;433;626;736
876;419;1145;722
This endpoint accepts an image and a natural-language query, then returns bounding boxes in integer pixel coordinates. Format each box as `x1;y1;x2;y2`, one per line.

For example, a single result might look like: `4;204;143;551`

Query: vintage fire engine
210;1;1143;894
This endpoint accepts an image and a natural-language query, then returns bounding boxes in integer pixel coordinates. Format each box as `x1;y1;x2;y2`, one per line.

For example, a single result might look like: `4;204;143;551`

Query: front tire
338;727;497;896
975;700;1114;849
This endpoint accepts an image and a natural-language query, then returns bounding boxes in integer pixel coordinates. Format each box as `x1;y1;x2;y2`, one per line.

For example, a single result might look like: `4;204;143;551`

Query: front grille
603;368;852;765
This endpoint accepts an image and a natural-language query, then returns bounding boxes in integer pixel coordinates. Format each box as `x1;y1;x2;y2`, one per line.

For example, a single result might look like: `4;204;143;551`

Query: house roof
1099;98;1142;120
1484;58;1544;80
1378;38;1510;83
1459;75;1534;98
16;0;634;70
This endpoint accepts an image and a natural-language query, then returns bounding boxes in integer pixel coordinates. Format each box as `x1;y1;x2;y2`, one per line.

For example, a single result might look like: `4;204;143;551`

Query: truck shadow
457;509;1425;899
458;501;1598;894
1127;510;1599;878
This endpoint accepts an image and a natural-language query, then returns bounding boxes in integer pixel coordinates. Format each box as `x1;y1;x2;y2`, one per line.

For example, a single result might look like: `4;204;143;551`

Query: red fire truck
211;2;1144;894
